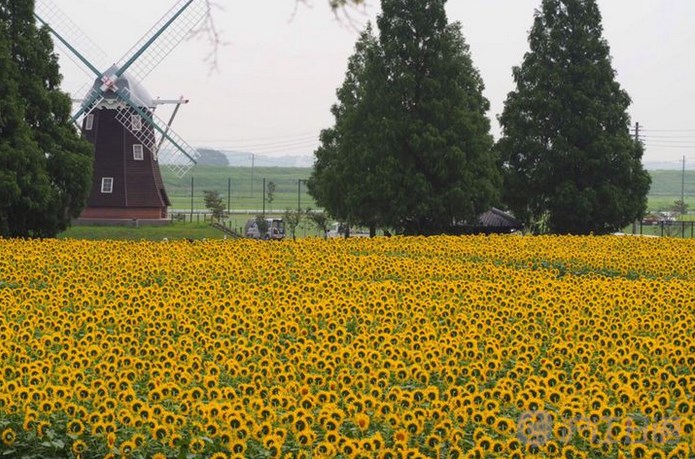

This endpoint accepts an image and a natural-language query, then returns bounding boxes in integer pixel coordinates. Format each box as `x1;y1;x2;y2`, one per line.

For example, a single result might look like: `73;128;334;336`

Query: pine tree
0;0;92;237
309;0;500;235
308;25;389;235
497;0;650;234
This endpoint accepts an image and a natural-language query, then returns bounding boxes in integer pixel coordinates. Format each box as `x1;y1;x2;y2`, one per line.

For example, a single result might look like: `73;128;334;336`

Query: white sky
50;0;695;166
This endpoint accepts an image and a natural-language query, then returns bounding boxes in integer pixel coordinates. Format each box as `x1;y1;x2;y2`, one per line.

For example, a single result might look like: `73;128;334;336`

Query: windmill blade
116;0;207;83
34;0;111;79
34;0;113;124
72;84;114;125
156;135;202;178
113;87;199;178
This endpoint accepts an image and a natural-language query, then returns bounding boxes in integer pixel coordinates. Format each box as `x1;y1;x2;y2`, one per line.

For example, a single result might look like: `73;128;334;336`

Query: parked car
245;218;285;240
326;222;370;238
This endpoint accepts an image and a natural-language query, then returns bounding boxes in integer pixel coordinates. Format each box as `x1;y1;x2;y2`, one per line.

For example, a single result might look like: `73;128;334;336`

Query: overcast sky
49;0;695;167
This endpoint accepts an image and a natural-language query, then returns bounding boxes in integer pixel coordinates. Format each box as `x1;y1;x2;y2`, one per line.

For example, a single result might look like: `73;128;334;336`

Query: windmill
34;0;206;221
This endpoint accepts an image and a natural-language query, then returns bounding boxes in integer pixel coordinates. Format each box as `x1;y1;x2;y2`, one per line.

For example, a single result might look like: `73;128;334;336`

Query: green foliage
327;0;366;8
266;180;277;208
309;0;500;235
671;200;688;215
497;0;650;235
0;1;93;238
282;207;304;240
202;190;225;221
196;148;229;166
306;209;330;238
255;215;270;236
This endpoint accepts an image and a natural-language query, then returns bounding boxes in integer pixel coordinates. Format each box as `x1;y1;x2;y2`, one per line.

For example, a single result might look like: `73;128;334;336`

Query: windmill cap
89;65;154;109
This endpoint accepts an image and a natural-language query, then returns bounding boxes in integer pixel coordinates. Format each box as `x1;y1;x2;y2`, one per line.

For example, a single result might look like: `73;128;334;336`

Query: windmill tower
34;0;205;221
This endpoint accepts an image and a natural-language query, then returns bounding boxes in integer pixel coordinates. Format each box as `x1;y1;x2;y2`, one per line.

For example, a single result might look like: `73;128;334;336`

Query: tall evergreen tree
0;0;92;237
497;0;650;234
308;25;391;235
309;0;500;235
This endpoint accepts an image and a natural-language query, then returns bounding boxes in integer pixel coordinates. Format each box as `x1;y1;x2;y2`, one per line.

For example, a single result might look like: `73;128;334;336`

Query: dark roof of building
477;207;522;229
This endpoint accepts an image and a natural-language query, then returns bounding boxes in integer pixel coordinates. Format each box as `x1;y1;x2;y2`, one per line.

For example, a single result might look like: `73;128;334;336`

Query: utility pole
250;154;255;197
190;176;194;221
297;179;302;214
227;177;231;215
262;177;266;216
681;156;686;214
632;122;641;234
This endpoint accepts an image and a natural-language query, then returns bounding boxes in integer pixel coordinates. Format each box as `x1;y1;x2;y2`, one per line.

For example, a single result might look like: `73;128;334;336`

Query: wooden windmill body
35;0;204;222
80;74;171;220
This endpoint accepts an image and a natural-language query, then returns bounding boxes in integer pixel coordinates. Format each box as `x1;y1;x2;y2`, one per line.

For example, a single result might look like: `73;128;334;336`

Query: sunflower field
0;235;694;459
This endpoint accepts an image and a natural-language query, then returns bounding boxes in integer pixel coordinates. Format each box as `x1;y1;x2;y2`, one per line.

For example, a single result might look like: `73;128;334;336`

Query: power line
640;134;695;140
643;140;695;145
189;130;320;144
204;138;319;153
643;143;695;149
196;135;319;151
640;129;695;133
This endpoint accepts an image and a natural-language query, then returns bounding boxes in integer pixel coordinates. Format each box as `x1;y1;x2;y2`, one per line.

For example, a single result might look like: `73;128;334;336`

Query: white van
245;218;285;240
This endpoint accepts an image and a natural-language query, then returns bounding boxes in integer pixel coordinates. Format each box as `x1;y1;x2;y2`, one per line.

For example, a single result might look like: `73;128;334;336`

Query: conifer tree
498;0;650;234
309;0;500;235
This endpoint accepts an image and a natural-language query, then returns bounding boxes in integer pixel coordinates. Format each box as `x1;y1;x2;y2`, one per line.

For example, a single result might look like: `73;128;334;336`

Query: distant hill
162;147;314;168
644;161;695;171
211;149;314;168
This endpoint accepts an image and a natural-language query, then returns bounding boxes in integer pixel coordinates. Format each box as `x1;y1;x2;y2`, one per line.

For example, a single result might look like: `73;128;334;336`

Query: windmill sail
116;0;208;83
33;0;206;221
34;0;111;78
114;86;200;178
36;0;205;174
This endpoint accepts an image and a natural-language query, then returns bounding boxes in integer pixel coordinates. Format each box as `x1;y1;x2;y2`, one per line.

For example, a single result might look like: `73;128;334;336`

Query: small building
453;207;523;235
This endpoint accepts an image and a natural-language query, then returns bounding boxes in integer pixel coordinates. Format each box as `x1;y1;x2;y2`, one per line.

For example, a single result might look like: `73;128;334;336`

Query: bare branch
191;0;372;72
295;0;372;32
189;0;225;72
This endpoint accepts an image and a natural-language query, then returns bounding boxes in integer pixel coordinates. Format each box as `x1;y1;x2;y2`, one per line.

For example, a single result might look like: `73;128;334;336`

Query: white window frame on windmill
101;177;114;193
133;144;144;161
85;114;94;130
131;114;142;131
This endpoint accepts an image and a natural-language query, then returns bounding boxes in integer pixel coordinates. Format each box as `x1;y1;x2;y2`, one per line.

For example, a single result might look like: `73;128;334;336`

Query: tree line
308;0;650;235
1;0;650;237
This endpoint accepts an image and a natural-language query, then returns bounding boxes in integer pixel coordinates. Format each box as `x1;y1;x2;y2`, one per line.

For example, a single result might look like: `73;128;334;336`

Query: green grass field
644;169;695;211
162;165;316;212
59;222;227;241
58;167;693;240
163;166;694;213
60;216;328;241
